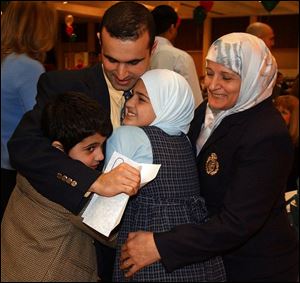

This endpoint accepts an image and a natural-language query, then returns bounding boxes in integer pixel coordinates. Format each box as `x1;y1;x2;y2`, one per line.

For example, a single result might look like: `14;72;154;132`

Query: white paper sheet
285;190;298;212
82;151;161;237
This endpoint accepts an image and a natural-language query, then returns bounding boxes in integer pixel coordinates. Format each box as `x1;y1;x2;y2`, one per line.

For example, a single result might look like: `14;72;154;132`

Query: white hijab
140;69;195;135
201;32;277;143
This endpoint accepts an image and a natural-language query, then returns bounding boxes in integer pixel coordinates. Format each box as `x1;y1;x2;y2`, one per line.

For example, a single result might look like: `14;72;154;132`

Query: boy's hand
90;163;140;196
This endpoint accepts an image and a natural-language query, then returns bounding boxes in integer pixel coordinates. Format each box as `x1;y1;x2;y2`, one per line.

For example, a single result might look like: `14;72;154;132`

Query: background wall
52;9;298;81
175;14;299;78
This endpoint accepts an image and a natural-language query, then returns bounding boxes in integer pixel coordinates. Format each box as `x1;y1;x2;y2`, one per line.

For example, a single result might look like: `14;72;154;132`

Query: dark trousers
1;168;17;221
95;240;116;282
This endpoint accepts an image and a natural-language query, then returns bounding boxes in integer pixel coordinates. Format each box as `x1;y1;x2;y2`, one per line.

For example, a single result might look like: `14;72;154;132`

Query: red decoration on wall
65;25;74;37
64;14;77;42
199;1;214;12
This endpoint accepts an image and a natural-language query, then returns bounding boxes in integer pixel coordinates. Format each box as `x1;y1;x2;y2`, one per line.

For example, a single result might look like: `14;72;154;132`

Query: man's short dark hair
151;5;178;35
41;91;113;153
100;1;155;50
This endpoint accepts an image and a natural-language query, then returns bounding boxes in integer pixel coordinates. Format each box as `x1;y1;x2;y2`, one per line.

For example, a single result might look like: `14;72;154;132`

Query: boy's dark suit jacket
155;98;298;281
8;63;110;214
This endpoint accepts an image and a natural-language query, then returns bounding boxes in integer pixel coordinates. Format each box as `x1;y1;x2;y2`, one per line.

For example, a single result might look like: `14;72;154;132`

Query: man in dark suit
7;2;156;281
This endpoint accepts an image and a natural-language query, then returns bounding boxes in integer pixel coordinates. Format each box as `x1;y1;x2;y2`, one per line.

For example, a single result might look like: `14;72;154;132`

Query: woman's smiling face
205;60;241;110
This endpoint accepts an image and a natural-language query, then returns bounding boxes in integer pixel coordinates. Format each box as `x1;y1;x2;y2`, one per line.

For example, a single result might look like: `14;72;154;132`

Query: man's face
262;27;275;49
101;27;152;91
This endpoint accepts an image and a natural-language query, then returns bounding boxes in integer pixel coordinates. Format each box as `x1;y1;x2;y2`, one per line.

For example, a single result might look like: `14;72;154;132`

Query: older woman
120;33;299;282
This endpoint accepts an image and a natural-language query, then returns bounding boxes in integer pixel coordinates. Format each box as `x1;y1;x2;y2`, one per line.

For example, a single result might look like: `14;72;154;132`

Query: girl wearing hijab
106;69;226;282
119;33;299;282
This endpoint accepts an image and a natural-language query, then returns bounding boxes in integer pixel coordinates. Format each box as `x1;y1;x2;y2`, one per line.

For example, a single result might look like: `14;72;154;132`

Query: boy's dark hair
41;91;113;153
151;5;178;35
100;1;155;50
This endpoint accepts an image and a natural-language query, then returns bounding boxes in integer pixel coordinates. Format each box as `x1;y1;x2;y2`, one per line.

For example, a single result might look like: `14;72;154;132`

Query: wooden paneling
54;13;298;74
211;17;250;43
61;23;88;43
174;19;203;50
260;14;299;48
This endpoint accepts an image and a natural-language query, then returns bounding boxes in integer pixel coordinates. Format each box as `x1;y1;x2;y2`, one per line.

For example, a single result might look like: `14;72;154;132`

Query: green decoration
70;33;77;42
1;1;10;13
261;1;280;12
193;6;207;25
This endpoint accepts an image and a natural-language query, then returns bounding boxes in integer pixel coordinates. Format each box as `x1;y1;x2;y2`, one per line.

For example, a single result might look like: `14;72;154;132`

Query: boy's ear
52;141;64;152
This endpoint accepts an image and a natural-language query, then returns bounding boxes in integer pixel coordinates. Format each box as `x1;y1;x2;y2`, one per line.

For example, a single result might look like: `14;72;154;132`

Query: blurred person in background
274;95;299;191
289;74;299;98
246;21;275;49
272;71;290;99
1;1;58;220
150;5;203;108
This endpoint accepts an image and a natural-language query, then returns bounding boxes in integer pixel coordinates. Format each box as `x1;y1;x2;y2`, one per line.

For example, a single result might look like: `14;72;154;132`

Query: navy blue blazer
155;98;298;281
8;64;110;214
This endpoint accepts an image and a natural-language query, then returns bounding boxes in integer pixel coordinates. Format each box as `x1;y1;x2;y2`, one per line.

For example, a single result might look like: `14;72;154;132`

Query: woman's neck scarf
140;69;195;135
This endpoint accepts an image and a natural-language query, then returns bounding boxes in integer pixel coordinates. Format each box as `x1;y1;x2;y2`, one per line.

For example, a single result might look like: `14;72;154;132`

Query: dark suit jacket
155;98;299;281
8;64;110;214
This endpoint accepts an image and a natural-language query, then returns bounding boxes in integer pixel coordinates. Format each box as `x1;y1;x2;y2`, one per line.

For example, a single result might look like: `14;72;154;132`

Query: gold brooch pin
206;152;219;175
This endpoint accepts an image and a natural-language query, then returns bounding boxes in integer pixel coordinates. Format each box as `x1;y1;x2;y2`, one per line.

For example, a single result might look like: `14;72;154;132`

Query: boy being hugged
1;91;113;282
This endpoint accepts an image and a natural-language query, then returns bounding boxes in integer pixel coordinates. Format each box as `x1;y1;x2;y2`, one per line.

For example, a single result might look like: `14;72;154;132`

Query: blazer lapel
81;63;111;113
199;111;245;153
188;102;207;153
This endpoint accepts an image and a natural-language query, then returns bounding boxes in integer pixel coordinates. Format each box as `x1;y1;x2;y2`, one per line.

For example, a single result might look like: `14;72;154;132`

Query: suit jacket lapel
200;118;233;152
81;63;111;113
194;109;245;155
192;98;273;162
188;102;207;154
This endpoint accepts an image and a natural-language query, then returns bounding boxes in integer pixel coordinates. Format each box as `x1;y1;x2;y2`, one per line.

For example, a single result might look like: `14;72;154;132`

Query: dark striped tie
120;90;132;124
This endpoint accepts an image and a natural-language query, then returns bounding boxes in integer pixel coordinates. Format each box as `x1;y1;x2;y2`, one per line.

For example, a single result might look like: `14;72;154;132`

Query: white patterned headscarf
140;69;195;135
198;32;277;151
